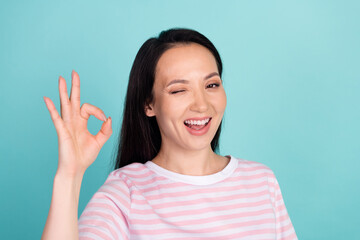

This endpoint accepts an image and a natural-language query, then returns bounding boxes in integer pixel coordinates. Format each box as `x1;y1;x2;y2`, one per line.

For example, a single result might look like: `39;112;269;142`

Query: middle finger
70;70;81;114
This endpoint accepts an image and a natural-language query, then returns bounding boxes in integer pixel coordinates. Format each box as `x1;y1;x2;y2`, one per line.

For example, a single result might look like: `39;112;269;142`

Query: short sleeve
78;171;131;240
268;172;298;240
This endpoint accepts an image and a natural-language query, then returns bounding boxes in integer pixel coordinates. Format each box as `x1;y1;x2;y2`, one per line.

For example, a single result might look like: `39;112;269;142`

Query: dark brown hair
114;28;223;169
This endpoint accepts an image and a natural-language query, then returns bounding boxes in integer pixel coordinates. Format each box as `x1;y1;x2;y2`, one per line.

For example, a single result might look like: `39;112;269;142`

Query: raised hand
43;70;112;178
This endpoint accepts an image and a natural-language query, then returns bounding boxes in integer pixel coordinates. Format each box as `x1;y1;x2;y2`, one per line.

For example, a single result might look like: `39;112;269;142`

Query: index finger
70;70;81;113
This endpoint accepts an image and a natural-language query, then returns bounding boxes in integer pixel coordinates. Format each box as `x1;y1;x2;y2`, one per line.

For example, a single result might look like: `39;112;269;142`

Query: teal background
0;0;359;239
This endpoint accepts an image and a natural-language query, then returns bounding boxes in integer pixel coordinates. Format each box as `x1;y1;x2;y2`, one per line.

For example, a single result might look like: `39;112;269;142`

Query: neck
152;144;228;176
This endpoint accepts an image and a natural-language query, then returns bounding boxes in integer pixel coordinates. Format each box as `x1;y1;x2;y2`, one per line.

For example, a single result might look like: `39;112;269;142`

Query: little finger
95;117;112;148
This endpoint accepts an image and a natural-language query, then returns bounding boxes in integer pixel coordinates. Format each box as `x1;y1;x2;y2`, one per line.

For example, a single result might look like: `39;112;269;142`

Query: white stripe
131;201;274;222
131;222;277;239
79;206;128;234
119;166;149;176
131;184;271;204
131;176;271;196
131;212;276;230
78;224;113;239
131;190;271;211
98;187;130;216
279;224;297;238
79;231;103;239
125;167;274;186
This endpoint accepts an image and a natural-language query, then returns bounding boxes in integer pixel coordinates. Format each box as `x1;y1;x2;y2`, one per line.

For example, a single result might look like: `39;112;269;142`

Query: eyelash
170;83;220;94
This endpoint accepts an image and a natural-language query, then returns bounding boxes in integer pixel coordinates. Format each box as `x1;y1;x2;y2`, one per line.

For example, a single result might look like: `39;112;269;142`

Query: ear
144;102;155;117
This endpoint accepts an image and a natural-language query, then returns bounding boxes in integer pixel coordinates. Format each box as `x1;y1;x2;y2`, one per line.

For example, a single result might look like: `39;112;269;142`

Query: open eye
206;83;220;88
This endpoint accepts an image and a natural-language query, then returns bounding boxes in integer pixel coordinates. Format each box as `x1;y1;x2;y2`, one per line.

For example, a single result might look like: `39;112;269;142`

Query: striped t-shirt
78;155;297;239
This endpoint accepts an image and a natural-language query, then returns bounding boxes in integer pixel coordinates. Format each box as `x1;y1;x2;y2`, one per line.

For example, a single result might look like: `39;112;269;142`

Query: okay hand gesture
43;70;112;178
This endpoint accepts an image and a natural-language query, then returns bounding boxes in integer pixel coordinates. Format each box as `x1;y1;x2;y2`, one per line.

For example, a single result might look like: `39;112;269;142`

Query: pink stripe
281;231;297;240
120;160;272;179
79;227;112;240
132;188;270;207
103;182;129;198
96;190;129;212
277;212;290;222
235;164;271;172
276;204;286;212
277;220;294;232
79;219;119;238
168;228;276;240
131;181;271;201
131;208;275;226
78;160;296;239
80;210;126;237
131;198;272;216
227;172;273;181
85;202;127;223
79;237;96;240
134;172;272;193
120;164;145;172
127;169;271;183
120;169;155;179
132;224;276;237
128;175;169;185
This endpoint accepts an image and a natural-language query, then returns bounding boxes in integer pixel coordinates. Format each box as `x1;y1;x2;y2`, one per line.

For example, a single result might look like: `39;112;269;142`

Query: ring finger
58;76;72;120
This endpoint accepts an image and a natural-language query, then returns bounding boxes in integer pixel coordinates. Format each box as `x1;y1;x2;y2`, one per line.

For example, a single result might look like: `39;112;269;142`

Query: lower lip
184;119;212;136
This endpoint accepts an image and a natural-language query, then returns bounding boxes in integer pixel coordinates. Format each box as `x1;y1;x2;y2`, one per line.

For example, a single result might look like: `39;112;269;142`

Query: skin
43;71;112;177
42;71;112;239
146;43;230;176
41;43;229;238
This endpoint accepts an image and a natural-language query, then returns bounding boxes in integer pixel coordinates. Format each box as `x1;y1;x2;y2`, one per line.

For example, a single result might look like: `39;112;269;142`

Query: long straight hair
114;28;224;169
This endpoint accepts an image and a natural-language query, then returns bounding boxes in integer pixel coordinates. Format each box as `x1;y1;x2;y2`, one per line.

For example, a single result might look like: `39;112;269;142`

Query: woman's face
146;43;227;152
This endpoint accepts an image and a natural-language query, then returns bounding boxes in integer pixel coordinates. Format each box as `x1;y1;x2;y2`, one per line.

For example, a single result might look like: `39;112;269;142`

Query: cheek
215;90;227;112
156;98;187;125
162;97;188;114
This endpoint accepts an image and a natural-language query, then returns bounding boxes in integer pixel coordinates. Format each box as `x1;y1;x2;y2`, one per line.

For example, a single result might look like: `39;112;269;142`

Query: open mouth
184;117;212;130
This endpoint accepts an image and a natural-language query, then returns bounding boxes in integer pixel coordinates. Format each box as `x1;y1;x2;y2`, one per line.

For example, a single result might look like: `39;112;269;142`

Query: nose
190;89;209;113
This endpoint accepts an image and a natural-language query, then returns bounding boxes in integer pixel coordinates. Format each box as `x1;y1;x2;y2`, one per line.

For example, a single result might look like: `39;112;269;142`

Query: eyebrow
166;72;220;87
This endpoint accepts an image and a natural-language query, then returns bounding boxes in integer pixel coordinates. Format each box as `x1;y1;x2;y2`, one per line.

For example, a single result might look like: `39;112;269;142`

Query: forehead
155;43;218;84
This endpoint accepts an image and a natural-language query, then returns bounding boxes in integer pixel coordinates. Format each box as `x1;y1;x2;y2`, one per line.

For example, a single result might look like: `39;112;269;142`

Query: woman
42;28;297;239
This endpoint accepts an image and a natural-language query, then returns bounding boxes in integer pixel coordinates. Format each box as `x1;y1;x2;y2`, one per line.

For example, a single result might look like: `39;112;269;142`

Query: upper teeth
184;118;210;125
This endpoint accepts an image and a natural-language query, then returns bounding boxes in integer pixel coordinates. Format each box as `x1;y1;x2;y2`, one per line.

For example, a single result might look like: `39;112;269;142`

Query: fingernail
102;113;107;121
72;70;75;79
109;116;112;121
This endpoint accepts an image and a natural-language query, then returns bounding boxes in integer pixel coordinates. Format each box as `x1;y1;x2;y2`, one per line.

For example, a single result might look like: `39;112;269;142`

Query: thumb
95;116;113;148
